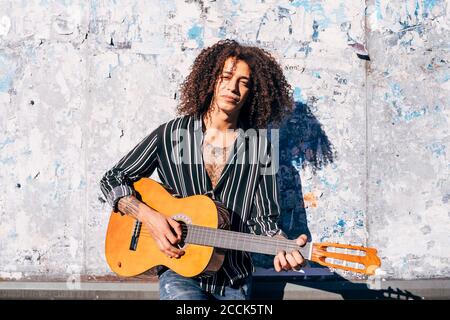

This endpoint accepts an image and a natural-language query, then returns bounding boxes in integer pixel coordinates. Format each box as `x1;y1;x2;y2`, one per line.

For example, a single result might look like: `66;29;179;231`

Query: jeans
158;269;252;300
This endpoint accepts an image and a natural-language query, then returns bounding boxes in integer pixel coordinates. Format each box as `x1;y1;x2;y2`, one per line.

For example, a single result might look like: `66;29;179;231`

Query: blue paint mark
0;71;13;93
289;1;330;28
414;0;420;18
403;107;427;122
0;137;14;150
385;82;429;123
389;82;403;98
0;157;16;165
319;177;339;192
375;0;383;20
90;0;98;29
231;0;240;5
423;0;439;11
442;74;450;82
290;158;303;171
312;71;321;78
188;24;204;48
79;180;86;188
290;0;321;12
312;20;319;42
387;81;431;123
188;24;202;39
298;42;312;57
356;219;364;228
54;160;65;176
336;219;346;228
218;26;227;38
428;143;446;157
422;0;442;17
293;87;305;103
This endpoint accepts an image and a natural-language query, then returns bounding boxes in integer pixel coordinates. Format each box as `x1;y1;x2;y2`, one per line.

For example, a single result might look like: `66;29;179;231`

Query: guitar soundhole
176;220;187;249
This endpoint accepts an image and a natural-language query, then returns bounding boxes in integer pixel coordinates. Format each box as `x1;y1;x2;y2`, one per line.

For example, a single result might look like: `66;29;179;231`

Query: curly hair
177;39;294;129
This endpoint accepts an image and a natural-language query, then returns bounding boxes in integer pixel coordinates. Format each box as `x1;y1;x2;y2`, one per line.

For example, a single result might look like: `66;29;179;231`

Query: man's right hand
141;208;185;259
117;195;185;259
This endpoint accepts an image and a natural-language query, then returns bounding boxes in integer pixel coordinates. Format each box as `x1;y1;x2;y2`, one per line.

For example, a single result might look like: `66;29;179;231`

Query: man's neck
202;107;240;132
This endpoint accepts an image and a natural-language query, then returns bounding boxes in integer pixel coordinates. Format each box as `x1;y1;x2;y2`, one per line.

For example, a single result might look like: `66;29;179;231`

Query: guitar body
105;178;226;278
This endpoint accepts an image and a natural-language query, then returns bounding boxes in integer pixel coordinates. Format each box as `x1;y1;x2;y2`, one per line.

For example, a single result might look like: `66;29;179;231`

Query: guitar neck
184;224;312;260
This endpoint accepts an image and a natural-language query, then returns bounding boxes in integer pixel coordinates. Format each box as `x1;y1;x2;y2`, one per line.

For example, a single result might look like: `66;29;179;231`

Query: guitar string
135;235;301;256
140;226;303;249
136;232;301;251
137;228;304;253
138;226;300;248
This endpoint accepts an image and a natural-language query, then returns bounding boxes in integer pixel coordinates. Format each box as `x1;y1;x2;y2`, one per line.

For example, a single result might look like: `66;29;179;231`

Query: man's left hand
273;234;308;272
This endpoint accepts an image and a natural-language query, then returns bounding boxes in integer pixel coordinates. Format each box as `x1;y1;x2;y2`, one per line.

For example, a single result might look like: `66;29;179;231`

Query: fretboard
183;224;312;259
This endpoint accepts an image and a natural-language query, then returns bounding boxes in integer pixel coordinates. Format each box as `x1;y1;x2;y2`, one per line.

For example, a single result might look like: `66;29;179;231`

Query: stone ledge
1;278;449;300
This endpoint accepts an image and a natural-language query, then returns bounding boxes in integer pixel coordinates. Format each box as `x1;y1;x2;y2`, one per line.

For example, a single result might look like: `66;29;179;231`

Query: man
100;39;308;300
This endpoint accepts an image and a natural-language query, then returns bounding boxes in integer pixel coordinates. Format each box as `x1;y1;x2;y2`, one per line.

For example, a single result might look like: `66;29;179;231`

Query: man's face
212;56;252;115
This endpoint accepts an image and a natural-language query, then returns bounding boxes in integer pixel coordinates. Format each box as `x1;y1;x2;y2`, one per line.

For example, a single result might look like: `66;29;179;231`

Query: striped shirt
99;113;284;295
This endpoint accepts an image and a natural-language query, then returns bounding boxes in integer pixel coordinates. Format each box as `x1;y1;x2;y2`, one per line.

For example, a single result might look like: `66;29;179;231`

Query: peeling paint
303;191;318;208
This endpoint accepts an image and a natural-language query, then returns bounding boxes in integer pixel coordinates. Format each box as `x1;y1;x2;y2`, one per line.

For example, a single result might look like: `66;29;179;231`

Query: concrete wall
0;0;448;282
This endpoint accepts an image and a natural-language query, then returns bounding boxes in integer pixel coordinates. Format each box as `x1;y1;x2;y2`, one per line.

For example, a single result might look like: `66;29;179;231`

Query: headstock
311;242;381;275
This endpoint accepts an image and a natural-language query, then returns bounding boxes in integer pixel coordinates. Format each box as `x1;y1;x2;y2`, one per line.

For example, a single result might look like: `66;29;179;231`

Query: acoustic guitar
105;178;381;277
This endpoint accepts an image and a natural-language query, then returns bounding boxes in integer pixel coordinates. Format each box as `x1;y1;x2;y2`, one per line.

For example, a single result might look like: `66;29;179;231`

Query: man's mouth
222;95;239;103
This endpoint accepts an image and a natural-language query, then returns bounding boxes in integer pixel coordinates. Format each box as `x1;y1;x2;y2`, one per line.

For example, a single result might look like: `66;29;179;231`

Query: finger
273;256;282;272
168;218;183;240
285;253;298;270
164;226;180;245
156;239;176;258
277;251;289;270
296;234;308;247
291;250;305;265
161;237;184;257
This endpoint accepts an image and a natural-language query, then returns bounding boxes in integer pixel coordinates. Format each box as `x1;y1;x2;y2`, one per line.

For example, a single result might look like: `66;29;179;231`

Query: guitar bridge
129;221;142;251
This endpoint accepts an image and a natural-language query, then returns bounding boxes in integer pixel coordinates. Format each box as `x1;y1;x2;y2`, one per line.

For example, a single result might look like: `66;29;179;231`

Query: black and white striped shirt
99;113;284;295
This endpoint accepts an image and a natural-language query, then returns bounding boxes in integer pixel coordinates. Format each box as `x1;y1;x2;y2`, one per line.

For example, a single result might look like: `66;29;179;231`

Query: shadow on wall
252;101;335;268
250;102;424;300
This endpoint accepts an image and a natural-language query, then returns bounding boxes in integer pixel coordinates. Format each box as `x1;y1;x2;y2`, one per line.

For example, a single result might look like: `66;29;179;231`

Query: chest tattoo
202;142;234;188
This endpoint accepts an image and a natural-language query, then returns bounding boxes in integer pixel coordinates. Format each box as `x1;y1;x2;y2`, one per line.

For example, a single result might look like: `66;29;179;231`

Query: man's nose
226;79;239;94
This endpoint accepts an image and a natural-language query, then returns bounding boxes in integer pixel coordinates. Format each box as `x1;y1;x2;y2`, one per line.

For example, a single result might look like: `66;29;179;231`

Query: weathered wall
0;0;448;282
366;0;450;279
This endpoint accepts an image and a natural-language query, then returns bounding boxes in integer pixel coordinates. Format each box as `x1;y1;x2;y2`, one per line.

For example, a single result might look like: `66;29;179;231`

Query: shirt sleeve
99;125;161;213
246;138;287;237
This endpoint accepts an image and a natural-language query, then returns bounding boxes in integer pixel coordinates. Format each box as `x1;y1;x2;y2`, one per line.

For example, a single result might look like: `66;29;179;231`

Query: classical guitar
105;178;381;277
